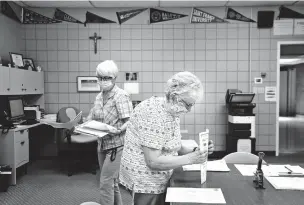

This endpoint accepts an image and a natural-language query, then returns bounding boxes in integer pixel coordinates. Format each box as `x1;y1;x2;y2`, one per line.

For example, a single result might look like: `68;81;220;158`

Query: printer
225;89;256;154
24;106;41;120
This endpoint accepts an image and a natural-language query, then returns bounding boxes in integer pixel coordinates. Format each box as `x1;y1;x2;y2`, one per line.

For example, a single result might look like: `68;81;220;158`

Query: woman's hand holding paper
108;126;122;134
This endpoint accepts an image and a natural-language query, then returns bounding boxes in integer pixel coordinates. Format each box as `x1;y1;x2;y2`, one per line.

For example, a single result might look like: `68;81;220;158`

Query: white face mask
99;81;113;91
169;102;188;116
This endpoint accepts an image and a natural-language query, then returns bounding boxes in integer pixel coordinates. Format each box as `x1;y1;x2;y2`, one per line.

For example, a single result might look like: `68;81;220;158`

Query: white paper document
285;165;304;174
183;160;230;172
235;164;304;176
207;159;230;172
81;120;115;132
124;83;139;94
266;177;304;191
165;187;226;204
234;164;279;176
39;111;82;129
199;130;209;184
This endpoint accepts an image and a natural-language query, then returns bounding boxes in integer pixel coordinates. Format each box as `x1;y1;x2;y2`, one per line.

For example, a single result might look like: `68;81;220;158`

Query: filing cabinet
0;128;29;185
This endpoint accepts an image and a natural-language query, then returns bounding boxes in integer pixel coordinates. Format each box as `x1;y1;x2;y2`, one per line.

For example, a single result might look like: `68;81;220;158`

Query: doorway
276;42;304;156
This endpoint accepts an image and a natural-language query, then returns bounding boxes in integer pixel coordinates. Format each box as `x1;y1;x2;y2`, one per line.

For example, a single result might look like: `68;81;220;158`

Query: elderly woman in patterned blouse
87;60;133;205
119;71;214;205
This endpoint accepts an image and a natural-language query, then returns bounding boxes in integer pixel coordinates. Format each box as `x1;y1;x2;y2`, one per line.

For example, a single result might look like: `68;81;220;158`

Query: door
279;65;304;153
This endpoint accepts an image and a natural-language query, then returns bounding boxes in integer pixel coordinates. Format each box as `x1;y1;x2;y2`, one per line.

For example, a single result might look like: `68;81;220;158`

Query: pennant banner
85;11;116;26
150;8;188;24
116;8;147;24
54;8;83;24
23;8;61;24
191;8;226;23
278;6;304;19
0;1;20;23
226;8;256;22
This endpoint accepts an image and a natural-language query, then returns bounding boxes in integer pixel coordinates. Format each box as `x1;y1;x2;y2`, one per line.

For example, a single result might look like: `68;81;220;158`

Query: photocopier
225;89;256;154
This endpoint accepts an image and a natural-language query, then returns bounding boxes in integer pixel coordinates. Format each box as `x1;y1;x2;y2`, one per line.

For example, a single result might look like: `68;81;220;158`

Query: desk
0;115;56;185
170;163;304;205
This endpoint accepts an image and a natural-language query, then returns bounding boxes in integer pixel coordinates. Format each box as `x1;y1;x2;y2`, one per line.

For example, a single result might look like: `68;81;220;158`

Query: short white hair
165;71;203;101
96;60;119;78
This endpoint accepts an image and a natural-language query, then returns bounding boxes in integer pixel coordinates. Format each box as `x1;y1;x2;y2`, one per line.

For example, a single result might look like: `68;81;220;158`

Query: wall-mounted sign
265;87;276;102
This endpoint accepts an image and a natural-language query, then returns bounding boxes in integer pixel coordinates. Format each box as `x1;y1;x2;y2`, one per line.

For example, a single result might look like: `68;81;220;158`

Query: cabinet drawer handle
7;88;10;91
35;88;37;91
20;141;25;145
24;89;27;91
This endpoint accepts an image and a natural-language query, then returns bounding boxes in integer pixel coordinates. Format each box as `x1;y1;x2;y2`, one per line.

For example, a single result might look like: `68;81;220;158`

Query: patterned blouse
119;96;182;194
87;85;133;150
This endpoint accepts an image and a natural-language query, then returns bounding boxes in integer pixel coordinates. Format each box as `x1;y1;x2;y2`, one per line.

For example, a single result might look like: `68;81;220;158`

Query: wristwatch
193;147;198;152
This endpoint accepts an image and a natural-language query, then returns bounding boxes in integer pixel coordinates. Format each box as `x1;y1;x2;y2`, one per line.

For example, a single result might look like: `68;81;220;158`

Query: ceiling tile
159;0;228;7
228;1;296;7
90;0;159;8
23;1;93;8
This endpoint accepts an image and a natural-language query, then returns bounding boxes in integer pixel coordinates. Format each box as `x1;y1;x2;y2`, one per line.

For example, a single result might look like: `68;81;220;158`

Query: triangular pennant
191;8;227;23
54;8;83;24
22;8;61;24
150;8;188;23
226;7;256;22
116;8;147;24
85;11;116;26
0;1;20;23
278;6;304;19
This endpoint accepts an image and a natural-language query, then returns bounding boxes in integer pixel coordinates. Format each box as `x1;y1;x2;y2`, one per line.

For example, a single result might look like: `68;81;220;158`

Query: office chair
56;107;98;176
223;152;267;164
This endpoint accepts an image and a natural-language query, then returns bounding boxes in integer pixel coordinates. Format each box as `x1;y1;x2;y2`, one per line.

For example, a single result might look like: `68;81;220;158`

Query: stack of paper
74;120;113;138
165;187;226;204
183;160;230;172
266;177;304;191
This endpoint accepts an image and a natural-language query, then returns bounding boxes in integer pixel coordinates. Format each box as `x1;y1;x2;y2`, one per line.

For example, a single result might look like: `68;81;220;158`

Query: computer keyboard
21;120;39;125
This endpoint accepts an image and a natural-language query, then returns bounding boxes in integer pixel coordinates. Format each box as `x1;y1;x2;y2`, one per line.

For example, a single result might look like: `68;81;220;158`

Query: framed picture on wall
126;72;138;81
9;52;24;68
23;58;36;71
77;76;101;92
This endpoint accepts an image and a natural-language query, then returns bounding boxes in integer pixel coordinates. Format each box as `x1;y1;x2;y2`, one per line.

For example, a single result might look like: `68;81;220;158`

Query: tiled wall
21;8;304;151
0;13;24;62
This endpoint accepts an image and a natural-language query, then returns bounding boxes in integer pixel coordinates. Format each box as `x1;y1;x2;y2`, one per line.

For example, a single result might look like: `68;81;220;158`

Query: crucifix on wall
89;32;102;54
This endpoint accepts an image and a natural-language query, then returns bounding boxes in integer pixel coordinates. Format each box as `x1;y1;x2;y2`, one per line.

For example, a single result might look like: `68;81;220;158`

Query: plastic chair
80;202;100;205
56;107;97;176
223;152;267;164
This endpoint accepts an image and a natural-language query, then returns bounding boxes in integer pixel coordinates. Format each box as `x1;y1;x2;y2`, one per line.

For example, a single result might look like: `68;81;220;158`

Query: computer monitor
7;96;25;121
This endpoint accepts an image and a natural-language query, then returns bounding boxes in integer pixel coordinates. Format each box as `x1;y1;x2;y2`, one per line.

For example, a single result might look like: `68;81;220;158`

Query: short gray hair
165;71;203;101
96;60;119;78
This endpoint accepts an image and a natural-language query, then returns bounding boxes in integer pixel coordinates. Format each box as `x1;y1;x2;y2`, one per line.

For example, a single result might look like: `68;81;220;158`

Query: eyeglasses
179;99;195;110
97;76;113;81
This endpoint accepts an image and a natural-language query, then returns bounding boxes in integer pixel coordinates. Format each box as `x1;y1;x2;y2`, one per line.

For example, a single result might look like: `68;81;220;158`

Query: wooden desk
170;164;304;205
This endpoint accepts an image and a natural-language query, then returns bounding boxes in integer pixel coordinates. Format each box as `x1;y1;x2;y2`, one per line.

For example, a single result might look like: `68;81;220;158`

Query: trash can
0;165;12;192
